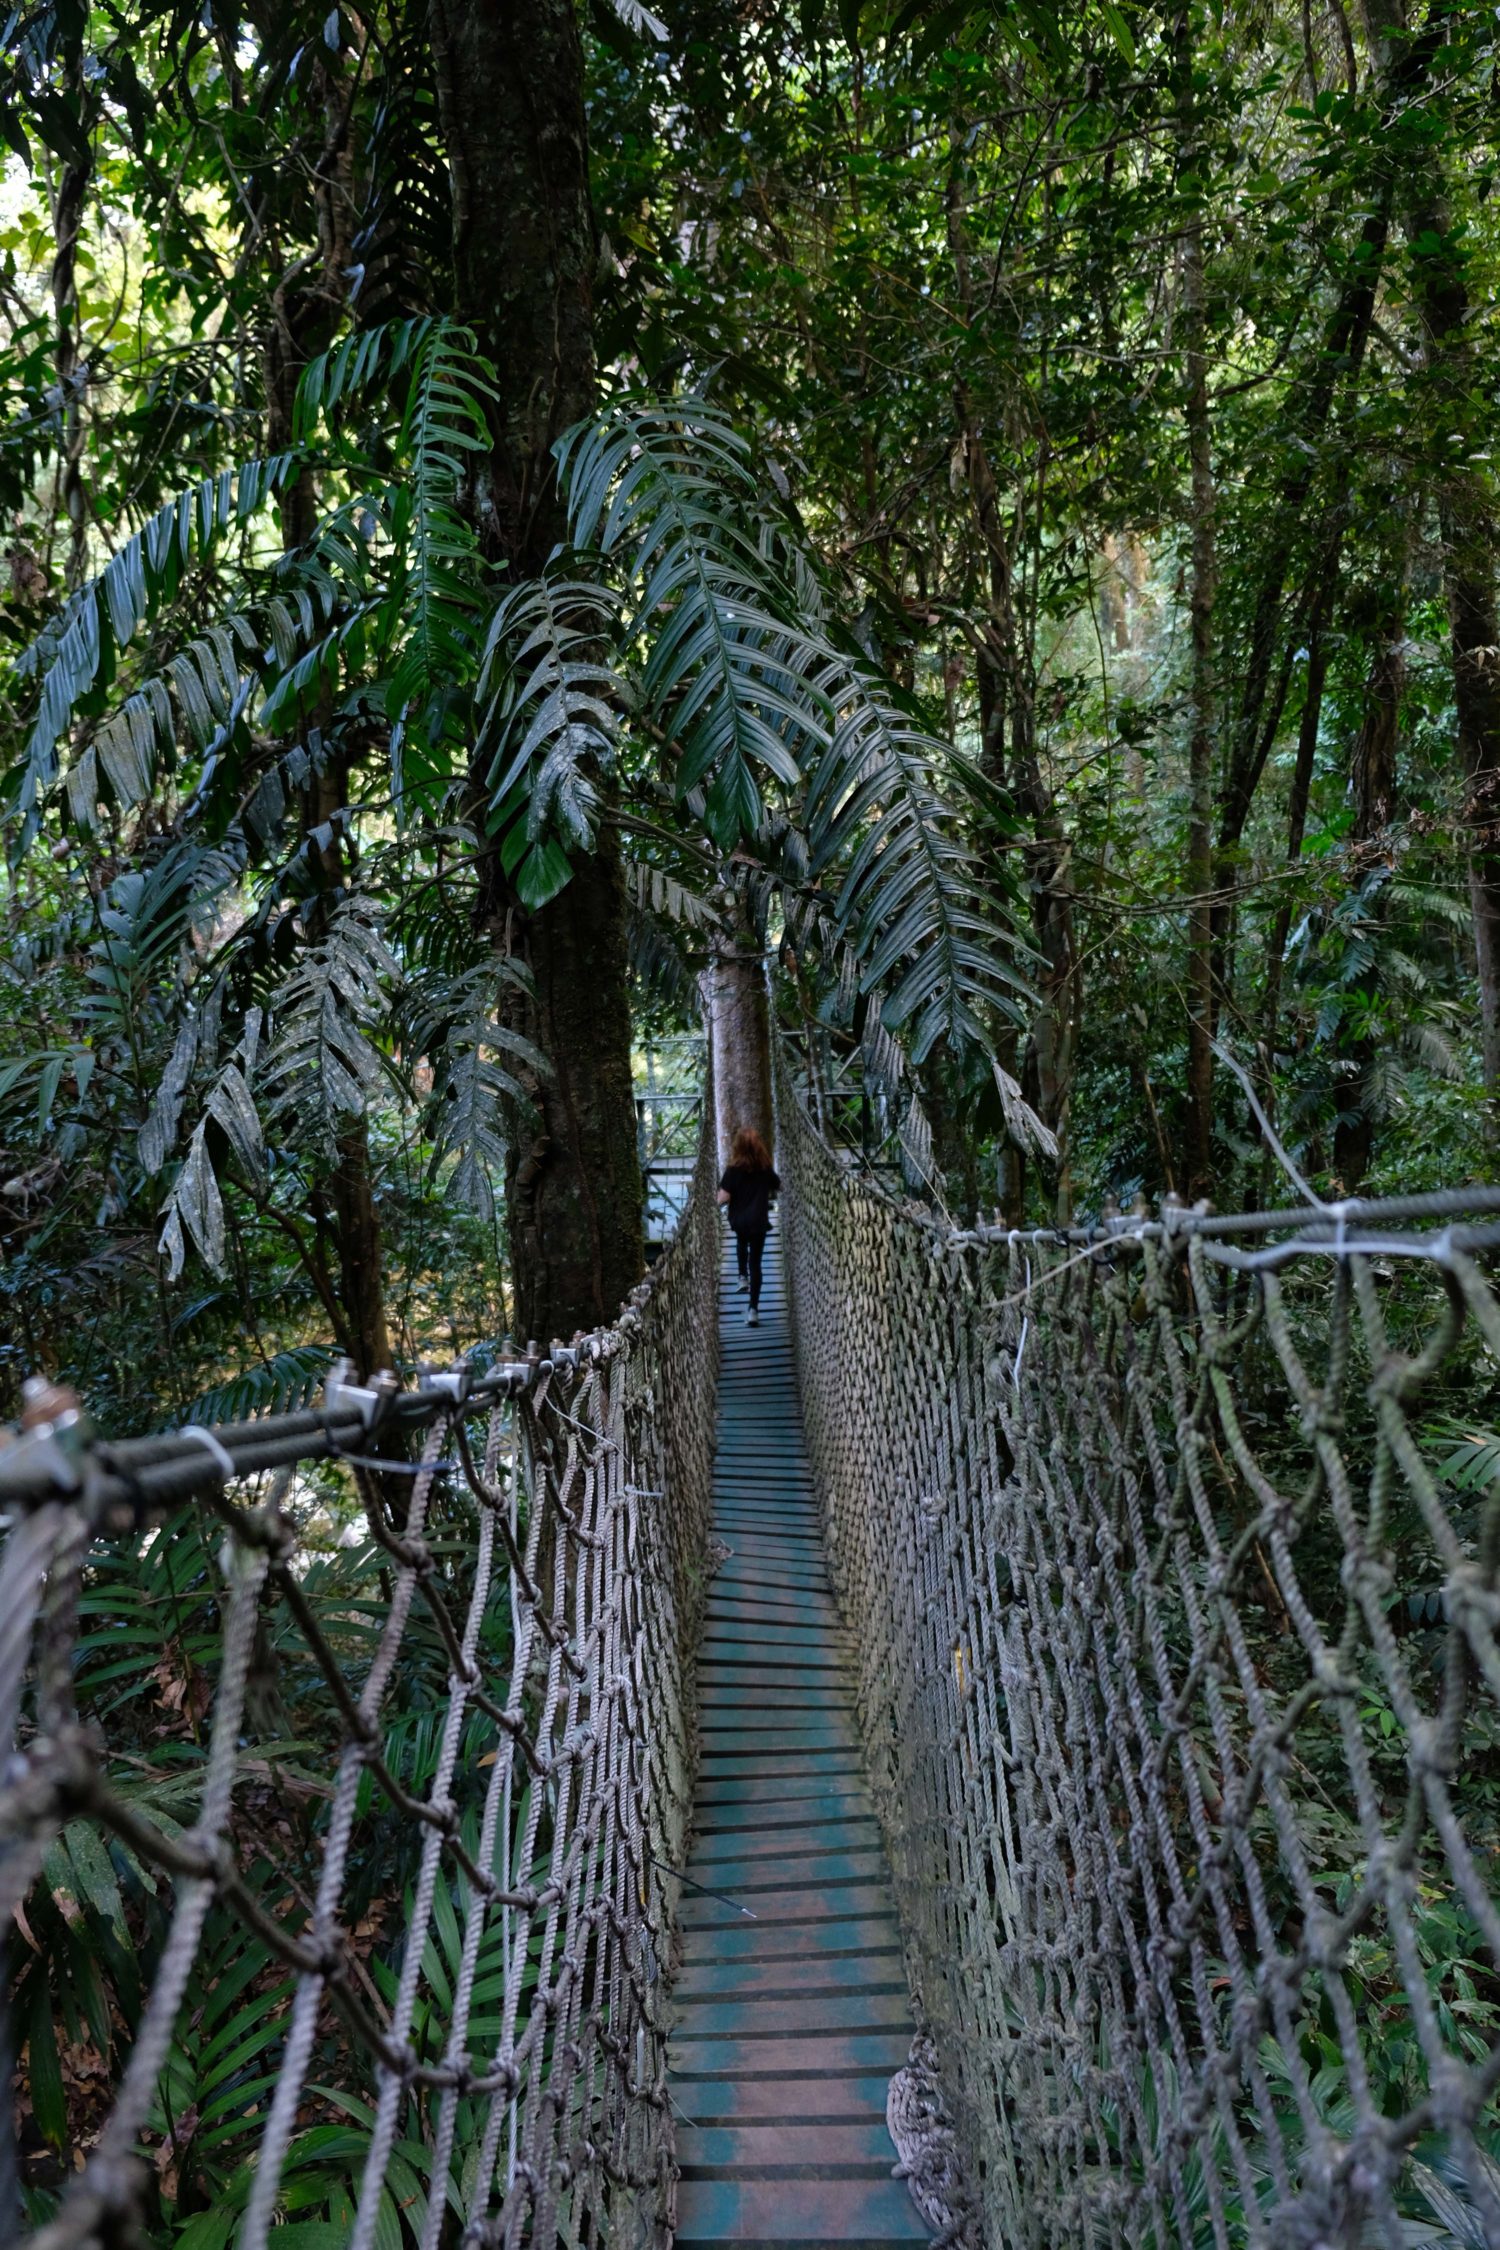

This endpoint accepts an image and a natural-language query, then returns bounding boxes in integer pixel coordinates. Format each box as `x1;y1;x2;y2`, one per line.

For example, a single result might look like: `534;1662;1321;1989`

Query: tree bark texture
429;0;645;1340
427;0;596;565
504;832;642;1345
708;929;773;1169
330;1128;394;1377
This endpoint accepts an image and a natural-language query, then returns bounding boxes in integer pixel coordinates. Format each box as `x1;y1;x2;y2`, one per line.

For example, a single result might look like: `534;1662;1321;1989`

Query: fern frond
187;1345;334;1425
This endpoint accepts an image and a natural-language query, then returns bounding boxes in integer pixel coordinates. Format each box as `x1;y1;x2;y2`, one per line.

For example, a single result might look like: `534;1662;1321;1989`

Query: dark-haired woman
715;1126;781;1327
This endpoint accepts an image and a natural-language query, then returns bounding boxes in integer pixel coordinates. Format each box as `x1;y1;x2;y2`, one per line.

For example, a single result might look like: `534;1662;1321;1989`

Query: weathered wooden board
674;2178;928;2246
675;1949;905;1998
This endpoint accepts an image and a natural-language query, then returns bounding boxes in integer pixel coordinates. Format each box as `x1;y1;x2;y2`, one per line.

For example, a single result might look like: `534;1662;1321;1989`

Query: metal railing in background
780;1023;907;1194
0;1117;721;2250
777;1035;1500;2249
636;1034;706;1249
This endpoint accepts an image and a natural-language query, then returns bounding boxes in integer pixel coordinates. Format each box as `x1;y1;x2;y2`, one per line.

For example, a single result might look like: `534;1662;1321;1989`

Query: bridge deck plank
669;1237;919;2246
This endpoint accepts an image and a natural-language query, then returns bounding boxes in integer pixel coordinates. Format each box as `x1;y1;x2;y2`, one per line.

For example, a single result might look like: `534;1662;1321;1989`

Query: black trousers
735;1225;768;1308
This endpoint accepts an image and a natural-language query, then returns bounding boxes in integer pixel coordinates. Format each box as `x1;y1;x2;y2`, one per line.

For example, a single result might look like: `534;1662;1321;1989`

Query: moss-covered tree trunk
429;0;644;1343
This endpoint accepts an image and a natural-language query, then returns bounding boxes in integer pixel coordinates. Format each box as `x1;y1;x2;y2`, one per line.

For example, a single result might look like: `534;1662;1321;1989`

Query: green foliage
477;573;625;907
3;0;1498;2227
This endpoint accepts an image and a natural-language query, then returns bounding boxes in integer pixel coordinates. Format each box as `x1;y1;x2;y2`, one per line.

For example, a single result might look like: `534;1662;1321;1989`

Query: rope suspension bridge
4;1049;1500;2249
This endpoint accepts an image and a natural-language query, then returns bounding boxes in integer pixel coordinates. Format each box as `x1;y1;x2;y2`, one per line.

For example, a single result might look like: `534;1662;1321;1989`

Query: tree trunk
329;1129;393;1377
1335;580;1406;1188
49;138;94;591
707;906;773;1168
946;128;1076;1212
1257;634;1328;1204
1213;190;1391;865
1178;27;1218;1200
1356;0;1500;1100
504;834;643;1345
428;0;597;558
429;0;644;1340
959;416;1077;1166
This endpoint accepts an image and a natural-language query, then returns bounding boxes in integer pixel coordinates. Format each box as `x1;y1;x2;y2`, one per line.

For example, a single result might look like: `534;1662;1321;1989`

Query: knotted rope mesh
1;1121;718;2250
777;1049;1500;2250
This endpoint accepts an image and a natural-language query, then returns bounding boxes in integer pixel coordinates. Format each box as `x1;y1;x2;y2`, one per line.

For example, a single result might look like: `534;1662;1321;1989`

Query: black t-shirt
720;1162;780;1235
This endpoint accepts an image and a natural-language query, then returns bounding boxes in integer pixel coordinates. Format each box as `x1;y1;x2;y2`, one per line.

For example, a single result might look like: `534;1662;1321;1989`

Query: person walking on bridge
716;1127;780;1327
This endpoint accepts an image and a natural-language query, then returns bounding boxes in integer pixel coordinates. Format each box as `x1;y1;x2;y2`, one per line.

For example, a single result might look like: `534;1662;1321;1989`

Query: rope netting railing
776;1044;1500;2250
0;1118;719;2250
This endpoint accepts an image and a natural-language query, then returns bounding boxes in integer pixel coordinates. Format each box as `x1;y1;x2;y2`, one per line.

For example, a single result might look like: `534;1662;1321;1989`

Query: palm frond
187;1345;335;1425
992;1059;1060;1163
385;321;496;732
402;959;543;1221
559;396;822;843
1400;1017;1462;1078
804;644;1032;1060
626;860;723;933
557;393;1032;1059
293;316;441;443
9;456;292;842
861;1013;944;1203
602;0;667;37
263;896;398;1164
1430;1422;1500;1494
78;845;241;1064
158;1011;267;1278
477;572;626;908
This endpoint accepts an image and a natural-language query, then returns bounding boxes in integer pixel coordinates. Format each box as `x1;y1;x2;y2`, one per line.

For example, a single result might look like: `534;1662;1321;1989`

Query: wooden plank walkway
669;1230;924;2248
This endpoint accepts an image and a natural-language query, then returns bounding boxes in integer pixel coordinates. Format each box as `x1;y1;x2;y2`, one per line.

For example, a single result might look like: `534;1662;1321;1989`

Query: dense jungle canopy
0;0;1496;1429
